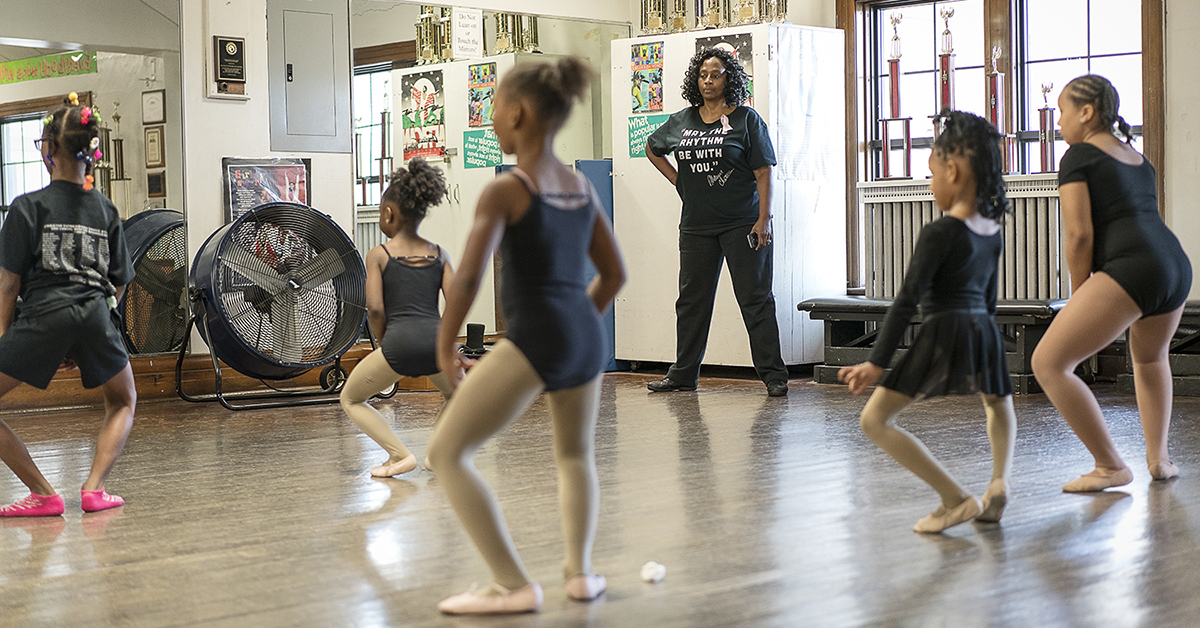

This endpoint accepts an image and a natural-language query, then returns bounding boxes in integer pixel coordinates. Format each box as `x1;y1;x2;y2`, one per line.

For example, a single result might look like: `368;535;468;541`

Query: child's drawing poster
695;33;754;107
402;70;446;160
631;42;663;113
468;62;496;127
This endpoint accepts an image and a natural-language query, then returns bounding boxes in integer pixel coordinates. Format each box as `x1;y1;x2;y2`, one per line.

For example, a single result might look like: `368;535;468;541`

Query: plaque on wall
214;36;246;82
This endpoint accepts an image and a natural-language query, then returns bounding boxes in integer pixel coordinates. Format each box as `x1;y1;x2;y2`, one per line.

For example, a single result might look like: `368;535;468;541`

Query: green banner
463;129;502;169
628;114;670;158
0;51;98;86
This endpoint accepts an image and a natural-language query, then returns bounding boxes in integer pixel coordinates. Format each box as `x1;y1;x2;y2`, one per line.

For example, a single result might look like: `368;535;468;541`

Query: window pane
353;74;372;124
1024;58;1088;129
912;147;932;180
882;5;936;74
936;0;984;68
1090;54;1143;127
3;165;19;205
953;67;985;119
1026;0;1087;61
903;71;937;137
1090;0;1140;55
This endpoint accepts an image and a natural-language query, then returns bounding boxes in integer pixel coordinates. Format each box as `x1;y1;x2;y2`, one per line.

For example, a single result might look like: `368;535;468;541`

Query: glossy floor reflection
4;374;1200;627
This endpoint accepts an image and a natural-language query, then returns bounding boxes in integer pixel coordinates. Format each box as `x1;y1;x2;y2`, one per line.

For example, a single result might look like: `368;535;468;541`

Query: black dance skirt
880;309;1014;400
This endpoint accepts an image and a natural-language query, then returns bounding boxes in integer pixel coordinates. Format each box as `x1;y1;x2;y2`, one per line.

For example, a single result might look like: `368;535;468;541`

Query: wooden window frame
837;0;1165;290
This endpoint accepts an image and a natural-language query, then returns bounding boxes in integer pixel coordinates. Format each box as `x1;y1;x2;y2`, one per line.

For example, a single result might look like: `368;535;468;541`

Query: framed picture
142;89;165;125
147;171;166;198
145;126;165;169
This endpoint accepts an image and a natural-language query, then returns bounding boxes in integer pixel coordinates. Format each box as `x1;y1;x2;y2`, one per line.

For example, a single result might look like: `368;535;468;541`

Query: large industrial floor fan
119;209;188;354
176;202;371;410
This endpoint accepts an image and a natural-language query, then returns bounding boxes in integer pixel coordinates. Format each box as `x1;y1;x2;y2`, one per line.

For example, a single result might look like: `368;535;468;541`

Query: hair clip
68;92;80;106
95;149;103;160
89;137;100;150
83;174;94;191
80;107;92;125
42;114;54;126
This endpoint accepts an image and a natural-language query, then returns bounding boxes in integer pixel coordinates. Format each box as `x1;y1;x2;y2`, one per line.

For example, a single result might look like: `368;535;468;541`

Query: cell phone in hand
747;232;759;249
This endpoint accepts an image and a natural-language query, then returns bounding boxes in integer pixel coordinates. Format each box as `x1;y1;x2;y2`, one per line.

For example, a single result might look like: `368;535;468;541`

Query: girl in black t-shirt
0;93;136;517
839;111;1016;534
1032;75;1191;492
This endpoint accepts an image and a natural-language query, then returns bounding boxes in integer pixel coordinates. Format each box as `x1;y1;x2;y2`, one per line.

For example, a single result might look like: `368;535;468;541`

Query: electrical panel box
266;0;352;153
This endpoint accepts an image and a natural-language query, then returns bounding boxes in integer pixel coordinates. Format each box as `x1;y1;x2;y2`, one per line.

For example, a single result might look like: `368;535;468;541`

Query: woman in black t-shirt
645;47;788;397
0;94;136;517
1031;75;1192;492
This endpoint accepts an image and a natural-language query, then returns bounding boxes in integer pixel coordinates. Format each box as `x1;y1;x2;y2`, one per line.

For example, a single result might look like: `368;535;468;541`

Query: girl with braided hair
0;92;136;516
338;156;455;478
1031;75;1191;492
840;110;1016;533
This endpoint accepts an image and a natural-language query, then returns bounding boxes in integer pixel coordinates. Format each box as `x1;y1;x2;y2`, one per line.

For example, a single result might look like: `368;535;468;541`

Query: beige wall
1165;0;1200;298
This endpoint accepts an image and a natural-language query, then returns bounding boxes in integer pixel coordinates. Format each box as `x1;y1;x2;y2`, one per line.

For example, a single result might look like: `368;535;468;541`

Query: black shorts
0;297;129;390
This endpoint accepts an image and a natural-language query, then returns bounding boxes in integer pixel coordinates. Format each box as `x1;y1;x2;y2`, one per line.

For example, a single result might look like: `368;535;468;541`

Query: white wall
2;1;180;54
1165;0;1200;298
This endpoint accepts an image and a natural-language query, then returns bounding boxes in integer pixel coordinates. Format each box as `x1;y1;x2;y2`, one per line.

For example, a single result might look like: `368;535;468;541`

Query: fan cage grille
122;225;189;354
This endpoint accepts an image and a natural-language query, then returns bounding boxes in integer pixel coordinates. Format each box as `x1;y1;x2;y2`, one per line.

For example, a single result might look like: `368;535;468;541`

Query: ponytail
500;56;593;128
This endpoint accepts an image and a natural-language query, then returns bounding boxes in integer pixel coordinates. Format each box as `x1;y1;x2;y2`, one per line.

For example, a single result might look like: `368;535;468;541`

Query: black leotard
1058;143;1191;316
500;169;604;391
379;254;442;377
869;216;1012;399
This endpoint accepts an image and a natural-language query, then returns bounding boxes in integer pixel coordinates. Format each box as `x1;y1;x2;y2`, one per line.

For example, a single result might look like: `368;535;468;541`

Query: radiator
859;174;1064;300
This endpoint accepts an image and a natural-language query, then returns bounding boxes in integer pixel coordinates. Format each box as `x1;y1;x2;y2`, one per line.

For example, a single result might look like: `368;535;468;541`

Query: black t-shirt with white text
647;106;776;235
0;180;134;317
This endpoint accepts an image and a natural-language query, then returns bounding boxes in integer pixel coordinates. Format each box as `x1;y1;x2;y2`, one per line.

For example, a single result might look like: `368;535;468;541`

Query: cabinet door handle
286;63;293;82
453;184;461;204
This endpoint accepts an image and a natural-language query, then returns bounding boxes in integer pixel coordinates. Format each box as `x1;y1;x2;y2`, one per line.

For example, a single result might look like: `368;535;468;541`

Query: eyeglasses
33;138;44;150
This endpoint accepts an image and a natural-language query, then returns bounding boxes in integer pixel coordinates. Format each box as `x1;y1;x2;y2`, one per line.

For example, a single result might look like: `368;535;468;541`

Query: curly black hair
681;47;750;108
932;109;1009;221
382;157;447;223
1064;74;1134;144
42;99;102;172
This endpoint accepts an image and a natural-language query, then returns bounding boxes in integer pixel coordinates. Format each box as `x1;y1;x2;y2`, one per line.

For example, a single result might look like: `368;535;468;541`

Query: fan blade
269;292;303;363
223;242;286;292
295;249;346;290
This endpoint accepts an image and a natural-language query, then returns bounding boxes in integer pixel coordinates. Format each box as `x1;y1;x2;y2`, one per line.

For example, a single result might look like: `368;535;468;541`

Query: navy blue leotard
379;254;442;377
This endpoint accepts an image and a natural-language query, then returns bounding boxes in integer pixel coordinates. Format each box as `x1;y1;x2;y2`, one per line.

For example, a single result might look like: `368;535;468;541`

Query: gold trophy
494;13;514;54
733;0;756;24
415;6;438;64
643;0;665;34
670;0;688;32
439;7;454;62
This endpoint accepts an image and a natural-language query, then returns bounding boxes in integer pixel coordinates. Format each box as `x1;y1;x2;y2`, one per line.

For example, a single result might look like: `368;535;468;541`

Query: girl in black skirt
839;110;1016;533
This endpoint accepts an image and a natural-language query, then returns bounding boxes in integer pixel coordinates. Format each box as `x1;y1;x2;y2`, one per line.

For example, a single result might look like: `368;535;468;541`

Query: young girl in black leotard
839;111;1016;534
425;57;625;614
338;157;454;478
1031;75;1191;492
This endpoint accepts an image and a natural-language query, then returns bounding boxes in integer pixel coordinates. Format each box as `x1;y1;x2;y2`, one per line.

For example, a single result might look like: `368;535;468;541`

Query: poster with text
464;129;502;169
222;157;310;224
695;33;753;107
468;62;496;127
402;70;446;160
631;42;663;113
628;114;671;158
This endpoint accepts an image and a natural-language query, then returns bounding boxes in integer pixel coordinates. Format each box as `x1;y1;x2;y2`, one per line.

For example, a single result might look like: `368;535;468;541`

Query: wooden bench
797;296;1068;394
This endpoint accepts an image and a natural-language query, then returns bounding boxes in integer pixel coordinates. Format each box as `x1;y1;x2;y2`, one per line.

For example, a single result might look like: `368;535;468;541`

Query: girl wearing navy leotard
426;57;625;615
1032;75;1192;492
338;157;454;478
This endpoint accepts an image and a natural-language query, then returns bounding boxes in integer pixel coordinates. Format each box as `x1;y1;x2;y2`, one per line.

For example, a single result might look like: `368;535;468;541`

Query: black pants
666;228;788;386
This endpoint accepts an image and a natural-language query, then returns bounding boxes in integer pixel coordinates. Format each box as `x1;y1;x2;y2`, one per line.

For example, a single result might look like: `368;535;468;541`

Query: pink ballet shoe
81;488;125;512
565;574;607;601
1149;461;1179;481
0;492;65;517
370;455;417;477
976;479;1008;523
913;496;980;533
1062;467;1133;493
437;582;543;615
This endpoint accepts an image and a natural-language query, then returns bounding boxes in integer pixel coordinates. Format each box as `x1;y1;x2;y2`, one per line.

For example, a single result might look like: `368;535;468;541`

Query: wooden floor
4;373;1200;627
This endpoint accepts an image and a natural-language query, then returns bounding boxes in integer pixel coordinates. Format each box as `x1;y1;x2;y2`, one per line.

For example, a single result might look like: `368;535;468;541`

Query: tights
860;387;1015;506
426;339;602;590
339;349;452;464
1031;271;1182;471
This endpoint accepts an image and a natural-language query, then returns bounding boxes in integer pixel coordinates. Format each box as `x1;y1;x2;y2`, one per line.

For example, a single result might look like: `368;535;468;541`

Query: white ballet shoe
437;582;542;615
370;455;417;478
565;574;606;601
1062;467;1133;493
976;479;1008;523
913;496;981;533
1149;461;1179;481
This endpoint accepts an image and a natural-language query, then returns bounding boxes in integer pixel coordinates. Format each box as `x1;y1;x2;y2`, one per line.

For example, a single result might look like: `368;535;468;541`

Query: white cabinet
610;24;845;366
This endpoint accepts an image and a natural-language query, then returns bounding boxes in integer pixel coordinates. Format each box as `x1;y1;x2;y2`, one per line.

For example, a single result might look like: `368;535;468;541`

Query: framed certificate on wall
142;89;166;125
145;125;165;168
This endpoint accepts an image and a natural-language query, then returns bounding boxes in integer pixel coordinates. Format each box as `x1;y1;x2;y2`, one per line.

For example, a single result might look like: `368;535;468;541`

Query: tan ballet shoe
913;496;980;533
1149;461;1179;481
1062;467;1133;492
437;582;542;615
976;478;1008;523
565;574;607;601
370;455;417;478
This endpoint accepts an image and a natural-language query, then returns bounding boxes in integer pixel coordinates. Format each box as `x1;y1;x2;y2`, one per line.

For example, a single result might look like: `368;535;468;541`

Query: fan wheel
319;364;347;393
